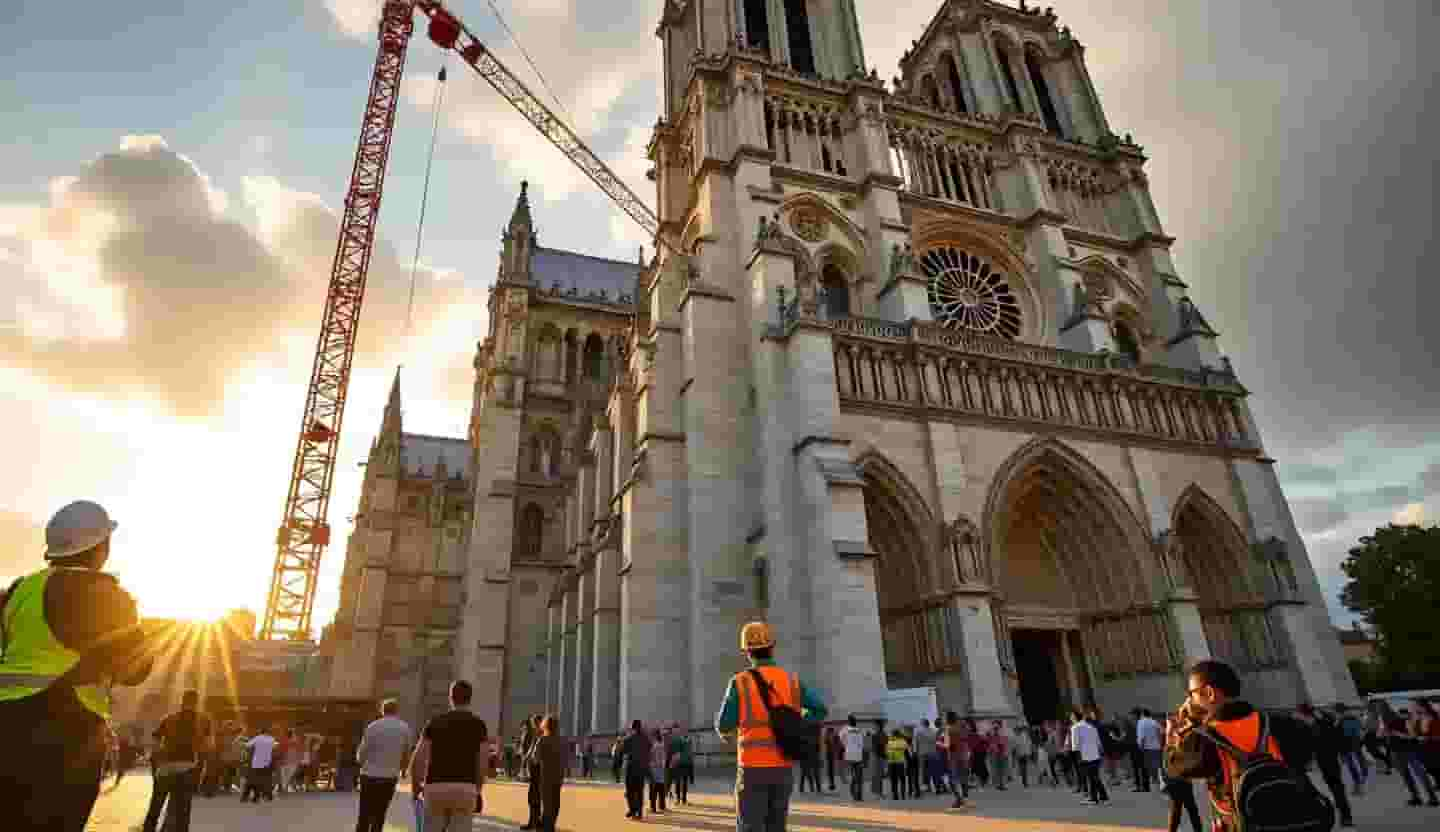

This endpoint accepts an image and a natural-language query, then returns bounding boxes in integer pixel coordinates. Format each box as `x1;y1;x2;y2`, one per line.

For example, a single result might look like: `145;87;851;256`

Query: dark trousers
797;759;821;792
540;781;562;831
673;764;691;803
973;751;989;786
649;778;666;812
144;768;197;832
826;755;837;789
1165;779;1203;832
1082;760;1108;802
241;767;272;801
1314;755;1353;824
907;754;920;795
527;767;542;824
849;761;865;800
624;772;647;816
736;766;793;832
0;695;106;832
1131;748;1149;790
355;775;398;832
888;762;906;799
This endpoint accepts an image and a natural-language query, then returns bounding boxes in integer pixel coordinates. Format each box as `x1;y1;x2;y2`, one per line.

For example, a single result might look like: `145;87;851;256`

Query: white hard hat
44;500;118;560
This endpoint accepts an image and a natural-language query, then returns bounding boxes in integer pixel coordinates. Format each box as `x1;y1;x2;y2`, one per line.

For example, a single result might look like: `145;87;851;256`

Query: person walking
1072;708;1108;805
1160;714;1204;832
1415;700;1440;795
142;690;212;832
823;726;840;791
409;680;489;832
840;715;866;801
534;715;565;832
610;735;624;784
1376;701;1438;807
1011;722;1033;787
869;720;888;796
354;699;413;832
970;719;990;788
617;719;651;819
1296;703;1355;827
1361;705;1392;774
886;729;910;800
943;711;972;808
669;724;694;805
927;719;949;793
989;721;1010;790
1164;660;1320;831
519;714;543;830
714;621;828;831
1135;708;1163;793
0;501;154;831
1334;703;1368;795
242;725;278;802
648;728;669;813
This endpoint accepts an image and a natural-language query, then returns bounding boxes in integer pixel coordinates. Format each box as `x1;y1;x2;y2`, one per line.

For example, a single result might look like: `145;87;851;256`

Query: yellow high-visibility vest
0;568;111;719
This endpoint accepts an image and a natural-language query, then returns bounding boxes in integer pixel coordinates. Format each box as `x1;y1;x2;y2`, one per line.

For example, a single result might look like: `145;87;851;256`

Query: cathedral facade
331;0;1357;739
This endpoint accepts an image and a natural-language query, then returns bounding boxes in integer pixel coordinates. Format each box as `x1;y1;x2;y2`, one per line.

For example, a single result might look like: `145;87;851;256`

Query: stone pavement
86;769;1439;831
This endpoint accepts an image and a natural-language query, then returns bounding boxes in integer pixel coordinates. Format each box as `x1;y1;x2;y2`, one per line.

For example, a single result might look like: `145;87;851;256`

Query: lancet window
1026;49;1064;137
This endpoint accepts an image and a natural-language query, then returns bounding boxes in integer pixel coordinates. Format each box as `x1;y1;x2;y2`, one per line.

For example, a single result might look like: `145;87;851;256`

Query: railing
1084;607;1183;681
886;114;1000;211
1202;608;1288;671
829;318;1255;451
764;93;848;178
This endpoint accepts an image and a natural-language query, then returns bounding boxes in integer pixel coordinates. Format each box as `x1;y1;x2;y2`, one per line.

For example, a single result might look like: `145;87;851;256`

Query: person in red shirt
969;721;990;787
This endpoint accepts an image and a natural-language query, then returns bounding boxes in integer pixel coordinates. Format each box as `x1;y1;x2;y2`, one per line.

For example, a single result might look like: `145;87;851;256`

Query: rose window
921;246;1022;339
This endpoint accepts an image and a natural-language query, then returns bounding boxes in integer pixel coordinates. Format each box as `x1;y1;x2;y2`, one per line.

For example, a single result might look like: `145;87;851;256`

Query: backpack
1200;713;1335;832
746;668;820;763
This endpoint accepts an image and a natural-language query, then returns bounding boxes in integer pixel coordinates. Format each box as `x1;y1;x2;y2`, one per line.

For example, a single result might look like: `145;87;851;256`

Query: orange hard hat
740;621;776;651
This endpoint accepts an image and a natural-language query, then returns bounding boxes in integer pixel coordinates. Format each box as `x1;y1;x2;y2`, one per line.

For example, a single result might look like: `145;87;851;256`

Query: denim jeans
736;766;793;832
143;767;197;832
1339;750;1368;787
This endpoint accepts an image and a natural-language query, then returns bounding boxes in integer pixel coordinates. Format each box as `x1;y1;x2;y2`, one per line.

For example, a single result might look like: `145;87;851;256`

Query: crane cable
483;0;576;128
404;64;447;340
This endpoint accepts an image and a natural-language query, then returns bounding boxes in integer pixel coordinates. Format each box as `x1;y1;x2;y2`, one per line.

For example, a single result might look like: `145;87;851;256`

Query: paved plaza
86;769;1438;831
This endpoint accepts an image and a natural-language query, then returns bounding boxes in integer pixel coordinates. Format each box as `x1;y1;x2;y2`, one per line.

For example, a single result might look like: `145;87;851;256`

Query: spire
501;181;535;282
382;365;403;435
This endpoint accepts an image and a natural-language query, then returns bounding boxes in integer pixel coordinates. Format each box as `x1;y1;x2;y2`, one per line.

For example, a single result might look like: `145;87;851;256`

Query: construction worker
715;621;827;832
0;500;153;830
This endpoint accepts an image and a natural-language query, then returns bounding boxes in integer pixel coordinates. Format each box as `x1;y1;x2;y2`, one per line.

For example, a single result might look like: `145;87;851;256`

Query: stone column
559;583;577;726
545;601;560;712
955;595;1015;718
590;545;622;735
574;568;595;737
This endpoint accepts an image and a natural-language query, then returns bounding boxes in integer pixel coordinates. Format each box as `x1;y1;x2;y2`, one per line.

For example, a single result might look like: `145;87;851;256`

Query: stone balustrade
886;112;1001;211
828;317;1257;452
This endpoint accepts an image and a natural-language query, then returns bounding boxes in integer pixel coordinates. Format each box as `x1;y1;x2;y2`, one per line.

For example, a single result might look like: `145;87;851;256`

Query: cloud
0;136;480;420
1393;502;1427;526
0;509;45;585
1291;497;1349;536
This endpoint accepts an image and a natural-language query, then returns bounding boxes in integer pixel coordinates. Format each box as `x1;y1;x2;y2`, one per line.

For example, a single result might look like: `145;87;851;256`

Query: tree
1340;523;1440;687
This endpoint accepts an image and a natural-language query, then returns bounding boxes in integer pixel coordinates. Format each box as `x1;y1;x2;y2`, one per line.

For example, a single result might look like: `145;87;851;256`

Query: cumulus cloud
0;135;480;420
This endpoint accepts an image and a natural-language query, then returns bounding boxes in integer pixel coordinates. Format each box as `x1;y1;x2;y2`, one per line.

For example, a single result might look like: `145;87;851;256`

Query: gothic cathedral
327;0;1357;739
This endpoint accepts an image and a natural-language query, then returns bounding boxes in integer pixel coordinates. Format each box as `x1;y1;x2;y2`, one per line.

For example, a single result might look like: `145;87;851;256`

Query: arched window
995;40;1025;112
783;0;816;76
742;0;770;54
1113;321;1141;363
945;54;968;114
921;75;942;110
563;331;579;385
518;503;545;557
821;264;850;319
1025;50;1063;136
529;435;543;474
582;333;605;380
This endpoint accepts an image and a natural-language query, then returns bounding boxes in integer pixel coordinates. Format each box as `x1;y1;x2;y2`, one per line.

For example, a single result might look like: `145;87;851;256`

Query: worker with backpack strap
1165;659;1334;832
715;621;828;832
0;501;154;831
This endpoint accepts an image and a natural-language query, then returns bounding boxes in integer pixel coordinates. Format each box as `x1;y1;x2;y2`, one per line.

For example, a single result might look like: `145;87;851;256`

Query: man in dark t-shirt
410;680;489;830
143;690;212;832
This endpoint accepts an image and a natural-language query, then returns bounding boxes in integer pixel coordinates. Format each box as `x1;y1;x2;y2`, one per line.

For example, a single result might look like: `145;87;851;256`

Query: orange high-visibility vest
735;665;800;768
1208;711;1285;819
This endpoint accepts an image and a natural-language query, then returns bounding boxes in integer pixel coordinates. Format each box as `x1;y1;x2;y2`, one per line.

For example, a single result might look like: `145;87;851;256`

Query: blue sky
1;0;1435;628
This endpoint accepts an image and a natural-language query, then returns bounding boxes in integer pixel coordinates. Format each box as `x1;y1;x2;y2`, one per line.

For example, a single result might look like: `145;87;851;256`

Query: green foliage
1340;524;1440;685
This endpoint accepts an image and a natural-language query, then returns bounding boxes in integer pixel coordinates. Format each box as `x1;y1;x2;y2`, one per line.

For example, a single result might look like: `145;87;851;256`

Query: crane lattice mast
261;0;670;640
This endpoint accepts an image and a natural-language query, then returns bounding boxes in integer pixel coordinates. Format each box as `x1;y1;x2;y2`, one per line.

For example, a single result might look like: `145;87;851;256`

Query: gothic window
518;503;545;558
995;40;1025;112
783;0;816;76
821;264;851;318
529;435;543;474
582;333;605;380
921;246;1022;339
1026;49;1064;137
945;53;968;113
743;0;770;54
921;75;942;110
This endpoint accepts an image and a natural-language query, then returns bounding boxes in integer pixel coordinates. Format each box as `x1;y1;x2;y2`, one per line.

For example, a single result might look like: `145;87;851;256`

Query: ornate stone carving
889;242;917;278
946;515;988;586
790;206;828;243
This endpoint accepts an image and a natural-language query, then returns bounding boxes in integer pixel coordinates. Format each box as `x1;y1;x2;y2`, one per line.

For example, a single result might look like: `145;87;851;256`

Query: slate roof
400;433;470;481
532;246;639;307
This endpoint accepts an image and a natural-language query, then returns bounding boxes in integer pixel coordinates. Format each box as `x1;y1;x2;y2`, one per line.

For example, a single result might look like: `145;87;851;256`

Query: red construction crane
260;0;673;641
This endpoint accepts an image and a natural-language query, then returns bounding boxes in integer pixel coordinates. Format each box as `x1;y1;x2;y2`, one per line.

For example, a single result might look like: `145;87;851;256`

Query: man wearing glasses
1164;660;1320;830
